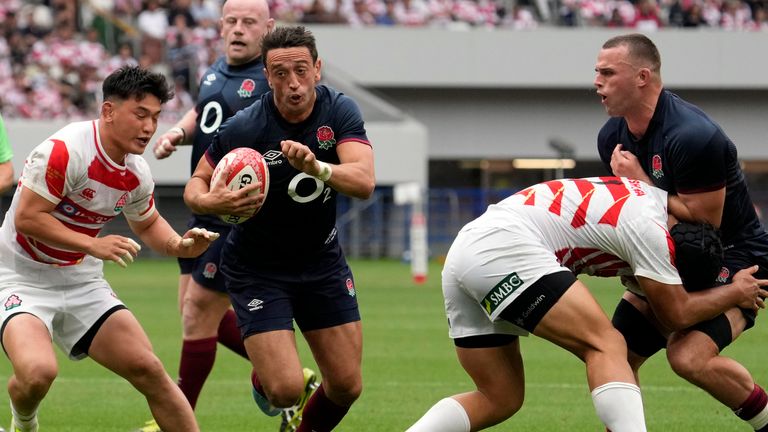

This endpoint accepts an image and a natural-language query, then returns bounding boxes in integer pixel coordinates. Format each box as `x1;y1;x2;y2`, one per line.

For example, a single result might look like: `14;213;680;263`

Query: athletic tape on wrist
316;161;332;182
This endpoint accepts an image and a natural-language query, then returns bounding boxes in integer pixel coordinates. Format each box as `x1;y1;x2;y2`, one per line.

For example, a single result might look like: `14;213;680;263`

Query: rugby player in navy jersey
595;33;768;431
184;26;375;432
143;0;302;431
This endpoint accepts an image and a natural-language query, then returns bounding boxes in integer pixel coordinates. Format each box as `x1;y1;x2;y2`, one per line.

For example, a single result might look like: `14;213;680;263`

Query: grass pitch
0;259;765;431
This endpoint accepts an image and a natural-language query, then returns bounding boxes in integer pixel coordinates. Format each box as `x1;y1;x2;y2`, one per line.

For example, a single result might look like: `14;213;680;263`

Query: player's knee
123;353;168;385
16;362;57;397
580;327;627;361
324;371;363;406
265;378;306;408
666;346;705;379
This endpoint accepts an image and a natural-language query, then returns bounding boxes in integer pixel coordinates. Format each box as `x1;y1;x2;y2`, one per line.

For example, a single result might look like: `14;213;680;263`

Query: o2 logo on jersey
199;101;224;135
114;192;128;212
288;174;331;204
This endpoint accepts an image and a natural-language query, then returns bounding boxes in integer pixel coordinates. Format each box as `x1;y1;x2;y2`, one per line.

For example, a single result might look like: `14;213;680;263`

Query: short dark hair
102;66;173;104
603;33;661;73
261;26;318;65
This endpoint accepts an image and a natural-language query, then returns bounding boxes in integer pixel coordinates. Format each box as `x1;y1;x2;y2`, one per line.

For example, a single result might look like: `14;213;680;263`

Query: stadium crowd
1;0;767;120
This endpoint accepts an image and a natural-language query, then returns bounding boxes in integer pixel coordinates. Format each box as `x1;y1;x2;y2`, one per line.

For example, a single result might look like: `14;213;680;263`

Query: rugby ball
210;147;270;224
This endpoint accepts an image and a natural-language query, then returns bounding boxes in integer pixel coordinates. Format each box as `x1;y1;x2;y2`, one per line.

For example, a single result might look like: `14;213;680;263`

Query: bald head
220;0;274;65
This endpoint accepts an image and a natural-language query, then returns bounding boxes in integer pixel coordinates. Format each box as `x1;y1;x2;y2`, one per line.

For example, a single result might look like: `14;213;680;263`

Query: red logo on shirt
716;267;730;283
114;192;128;212
237;79;256;98
80;188;96;201
651;155;664;179
317;126;336;150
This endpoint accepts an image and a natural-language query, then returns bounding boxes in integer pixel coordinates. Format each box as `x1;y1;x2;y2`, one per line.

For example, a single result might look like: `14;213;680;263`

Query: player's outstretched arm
14;186;141;267
184;156;263;217
127;211;219;258
638;266;767;330
280;139;375;199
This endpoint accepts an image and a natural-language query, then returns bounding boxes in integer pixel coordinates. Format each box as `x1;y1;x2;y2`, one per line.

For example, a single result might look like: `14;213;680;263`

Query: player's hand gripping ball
210;147;270;224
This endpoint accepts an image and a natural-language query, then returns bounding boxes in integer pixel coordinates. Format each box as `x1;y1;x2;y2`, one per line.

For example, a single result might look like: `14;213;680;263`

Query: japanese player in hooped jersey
407;176;763;432
0;120;156;282
454;176;680;327
206;85;371;269
0;66;218;432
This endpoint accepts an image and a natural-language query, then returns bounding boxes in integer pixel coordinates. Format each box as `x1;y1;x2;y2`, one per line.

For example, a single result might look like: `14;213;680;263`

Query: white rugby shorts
442;225;570;339
0;280;125;360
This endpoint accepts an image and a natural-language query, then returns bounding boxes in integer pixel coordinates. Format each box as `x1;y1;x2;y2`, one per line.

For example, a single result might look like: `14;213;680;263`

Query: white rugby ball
210;147;270;224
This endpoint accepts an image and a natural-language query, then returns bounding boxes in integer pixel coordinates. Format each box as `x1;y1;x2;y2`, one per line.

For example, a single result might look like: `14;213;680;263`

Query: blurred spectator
137;0;168;66
501;3;538;28
166;14;197;92
107;42;140;71
631;0;663;30
168;0;197;28
683;2;707;25
190;0;220;22
667;0;687;26
302;0;349;23
396;0;432;25
161;75;194;121
720;0;754;29
348;0;378;26
606;7;628;26
751;6;768;29
137;0;168;39
374;0;399;24
1;0;768;122
701;0;723;25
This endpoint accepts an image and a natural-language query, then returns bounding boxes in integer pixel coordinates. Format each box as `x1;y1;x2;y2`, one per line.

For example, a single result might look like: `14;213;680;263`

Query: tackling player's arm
670;188;725;228
637;266;767;331
14;187;141;266
281;139;375;199
152;107;198;159
609;143;725;227
127;210;219;258
183;155;262;217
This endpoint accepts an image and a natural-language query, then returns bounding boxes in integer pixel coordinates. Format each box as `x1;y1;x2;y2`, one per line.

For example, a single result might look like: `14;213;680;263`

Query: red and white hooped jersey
463;176;681;289
0;120;155;281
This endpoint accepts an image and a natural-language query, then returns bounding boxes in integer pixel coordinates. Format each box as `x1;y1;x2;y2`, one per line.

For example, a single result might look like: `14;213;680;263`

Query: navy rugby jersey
206;85;371;267
190;56;268;227
597;89;766;249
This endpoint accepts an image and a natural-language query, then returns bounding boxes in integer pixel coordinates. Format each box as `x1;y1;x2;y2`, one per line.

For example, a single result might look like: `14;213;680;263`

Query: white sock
406;397;471;432
747;404;768;430
591;382;646;432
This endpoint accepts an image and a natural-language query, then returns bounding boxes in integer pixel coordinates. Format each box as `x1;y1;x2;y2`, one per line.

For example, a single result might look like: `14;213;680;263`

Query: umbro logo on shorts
248;299;264;311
